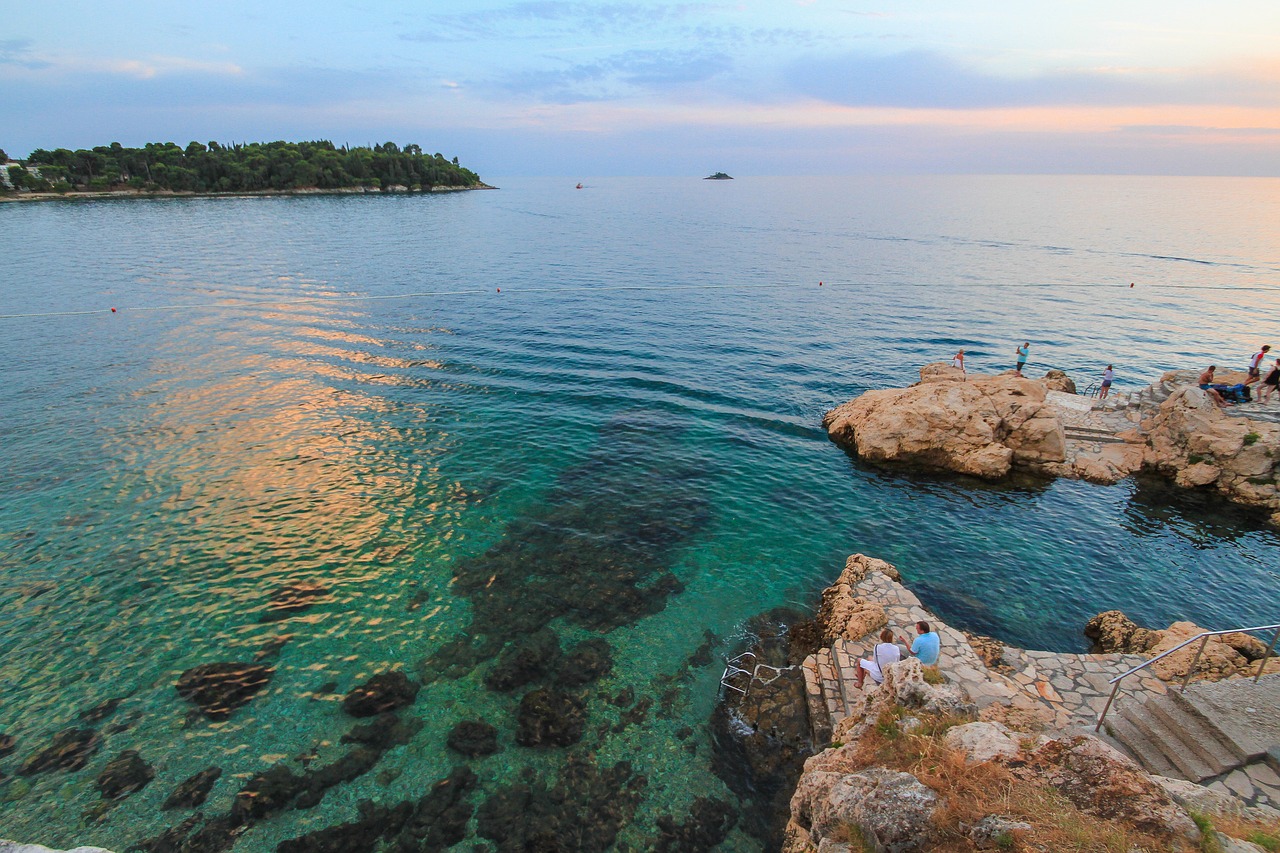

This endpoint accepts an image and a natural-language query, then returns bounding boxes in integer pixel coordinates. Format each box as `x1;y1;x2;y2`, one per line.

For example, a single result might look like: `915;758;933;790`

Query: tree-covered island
0;140;487;196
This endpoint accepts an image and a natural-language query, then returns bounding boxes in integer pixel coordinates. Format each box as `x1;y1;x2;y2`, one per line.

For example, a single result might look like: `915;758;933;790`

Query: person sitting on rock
899;620;940;666
854;628;901;689
1198;365;1229;407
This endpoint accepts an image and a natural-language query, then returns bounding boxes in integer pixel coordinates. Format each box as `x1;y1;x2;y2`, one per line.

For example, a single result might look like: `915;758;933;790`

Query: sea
1;175;1278;851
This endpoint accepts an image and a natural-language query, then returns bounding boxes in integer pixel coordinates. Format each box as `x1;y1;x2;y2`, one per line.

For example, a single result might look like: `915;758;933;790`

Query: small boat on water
576;183;583;189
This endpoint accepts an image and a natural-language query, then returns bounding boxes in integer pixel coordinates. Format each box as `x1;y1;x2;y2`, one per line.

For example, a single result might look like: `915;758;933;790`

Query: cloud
490;48;732;101
0;38;51;70
400;2;700;42
786;50;1280;110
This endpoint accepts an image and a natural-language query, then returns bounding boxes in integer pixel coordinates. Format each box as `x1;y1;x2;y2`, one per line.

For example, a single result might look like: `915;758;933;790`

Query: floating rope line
0;279;1274;321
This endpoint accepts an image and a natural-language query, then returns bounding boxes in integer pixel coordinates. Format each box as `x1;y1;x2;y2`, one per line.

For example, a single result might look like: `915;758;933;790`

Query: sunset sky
3;1;1278;176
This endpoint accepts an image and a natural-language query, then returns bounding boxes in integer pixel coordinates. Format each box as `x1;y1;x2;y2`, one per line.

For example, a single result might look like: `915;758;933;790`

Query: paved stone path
801;570;1278;811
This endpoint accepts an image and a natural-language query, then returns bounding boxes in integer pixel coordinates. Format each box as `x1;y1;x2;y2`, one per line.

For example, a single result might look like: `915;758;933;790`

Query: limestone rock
944;721;1020;763
1083;610;1158;654
815;768;940;853
918;362;966;383
1146;622;1252;682
968;815;1033;849
342;670;419;717
0;843;115;853
175;662;274;720
1013;735;1199;844
1042;369;1077;394
824;373;1065;480
1215;833;1268;853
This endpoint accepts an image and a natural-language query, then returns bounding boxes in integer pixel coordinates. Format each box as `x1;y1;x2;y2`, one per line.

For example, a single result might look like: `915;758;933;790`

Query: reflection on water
1;177;1279;850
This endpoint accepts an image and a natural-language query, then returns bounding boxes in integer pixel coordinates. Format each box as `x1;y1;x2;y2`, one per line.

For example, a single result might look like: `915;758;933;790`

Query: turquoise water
2;176;1279;850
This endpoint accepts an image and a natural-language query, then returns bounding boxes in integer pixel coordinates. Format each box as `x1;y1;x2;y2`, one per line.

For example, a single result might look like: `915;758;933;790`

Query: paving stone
1224;770;1256;799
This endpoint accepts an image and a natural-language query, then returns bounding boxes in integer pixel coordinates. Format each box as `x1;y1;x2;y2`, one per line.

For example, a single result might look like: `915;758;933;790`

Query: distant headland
0;140;493;201
704;172;733;180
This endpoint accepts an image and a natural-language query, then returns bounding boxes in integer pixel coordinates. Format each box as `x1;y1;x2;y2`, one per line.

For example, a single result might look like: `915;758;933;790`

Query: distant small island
703;172;733;180
0;140;490;199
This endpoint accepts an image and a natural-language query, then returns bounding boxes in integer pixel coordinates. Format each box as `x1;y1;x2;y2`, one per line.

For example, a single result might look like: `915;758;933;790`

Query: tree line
3;140;483;194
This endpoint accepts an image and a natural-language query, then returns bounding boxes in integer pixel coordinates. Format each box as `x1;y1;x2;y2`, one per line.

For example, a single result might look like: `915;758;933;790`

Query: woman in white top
952;349;965;376
854;628;902;689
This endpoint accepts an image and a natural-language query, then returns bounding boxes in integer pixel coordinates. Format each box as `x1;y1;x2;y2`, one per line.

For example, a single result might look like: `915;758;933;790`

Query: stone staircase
801;639;868;745
1106;674;1280;784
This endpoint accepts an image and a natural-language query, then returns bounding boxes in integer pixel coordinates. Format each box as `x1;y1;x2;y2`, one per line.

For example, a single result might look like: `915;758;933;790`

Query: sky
2;1;1279;176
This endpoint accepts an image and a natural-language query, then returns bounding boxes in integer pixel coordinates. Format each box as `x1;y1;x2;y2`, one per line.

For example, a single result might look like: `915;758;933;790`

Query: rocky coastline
0;184;497;203
824;363;1280;524
767;553;1280;852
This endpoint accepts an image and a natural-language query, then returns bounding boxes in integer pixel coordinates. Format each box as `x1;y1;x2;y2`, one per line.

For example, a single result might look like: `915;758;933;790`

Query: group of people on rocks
852;621;940;691
1199;344;1280;408
949;340;1280;410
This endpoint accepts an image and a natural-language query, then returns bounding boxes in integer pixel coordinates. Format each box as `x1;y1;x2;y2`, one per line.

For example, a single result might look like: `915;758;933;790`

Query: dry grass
1202;812;1280;852
846;707;1202;852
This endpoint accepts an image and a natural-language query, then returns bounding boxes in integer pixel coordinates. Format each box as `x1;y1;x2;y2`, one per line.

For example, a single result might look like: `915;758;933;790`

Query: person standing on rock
1099;365;1114;399
898;621;940;666
1247;345;1271;385
952;349;965;376
1259;359;1280;404
854;628;902;690
1015;342;1029;375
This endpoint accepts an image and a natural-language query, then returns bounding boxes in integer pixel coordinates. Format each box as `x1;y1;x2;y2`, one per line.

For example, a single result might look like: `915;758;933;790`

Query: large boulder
790;767;940;853
1084;610;1158;654
814;556;901;645
1012;735;1199;844
824;372;1065;480
944;721;1020;763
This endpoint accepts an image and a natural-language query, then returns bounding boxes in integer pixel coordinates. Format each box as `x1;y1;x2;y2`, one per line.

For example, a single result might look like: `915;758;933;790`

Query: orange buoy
110;307;117;312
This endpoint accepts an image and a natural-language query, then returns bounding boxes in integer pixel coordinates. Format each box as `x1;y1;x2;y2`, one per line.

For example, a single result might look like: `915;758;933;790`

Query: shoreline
0;184;497;203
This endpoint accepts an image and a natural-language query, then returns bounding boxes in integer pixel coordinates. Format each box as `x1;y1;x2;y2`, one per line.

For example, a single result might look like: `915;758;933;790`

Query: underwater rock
175;662;274;720
710;607;815;848
277;799;410;853
342;670;419;717
446;721;500;758
79;698;124;723
18;727;100;775
654;796;739;852
261;583;330;622
477;756;644;852
340;712;422;750
484;629;561;692
391;765;478;850
613;695;653;733
96;750;154;799
515;688;586;748
555;638;614;687
163;766;222;809
231;764;304;823
0;732;15;757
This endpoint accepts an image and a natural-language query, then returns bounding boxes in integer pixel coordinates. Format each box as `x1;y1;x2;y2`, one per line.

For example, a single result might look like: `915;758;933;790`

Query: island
0;140;491;200
703;172;734;180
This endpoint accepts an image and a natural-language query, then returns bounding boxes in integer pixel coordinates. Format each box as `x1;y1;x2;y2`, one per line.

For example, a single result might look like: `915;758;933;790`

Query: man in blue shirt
900;621;941;666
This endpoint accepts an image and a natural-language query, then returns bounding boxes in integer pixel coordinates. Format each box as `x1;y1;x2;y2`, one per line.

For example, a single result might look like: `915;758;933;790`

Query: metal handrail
1095;622;1280;731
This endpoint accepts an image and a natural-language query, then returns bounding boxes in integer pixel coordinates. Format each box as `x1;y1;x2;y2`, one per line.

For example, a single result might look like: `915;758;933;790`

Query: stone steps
803;639;873;744
1110;691;1250;782
1063;427;1129;444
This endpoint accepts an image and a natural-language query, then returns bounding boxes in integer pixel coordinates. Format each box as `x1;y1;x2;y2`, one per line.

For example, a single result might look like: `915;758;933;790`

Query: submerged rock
18;727;100;775
261;582;330;622
446;721;500;758
78;698;124;723
484;629;561;692
163;766;222;809
0;732;15;758
342;671;419;717
175;662;274;720
476;756;644;851
654;796;738;852
515;688;586;747
95;750;154;800
555;638;614;687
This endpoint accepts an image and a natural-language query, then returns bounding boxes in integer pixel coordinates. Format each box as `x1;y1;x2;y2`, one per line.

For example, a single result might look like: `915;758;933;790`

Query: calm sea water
2;175;1279;850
